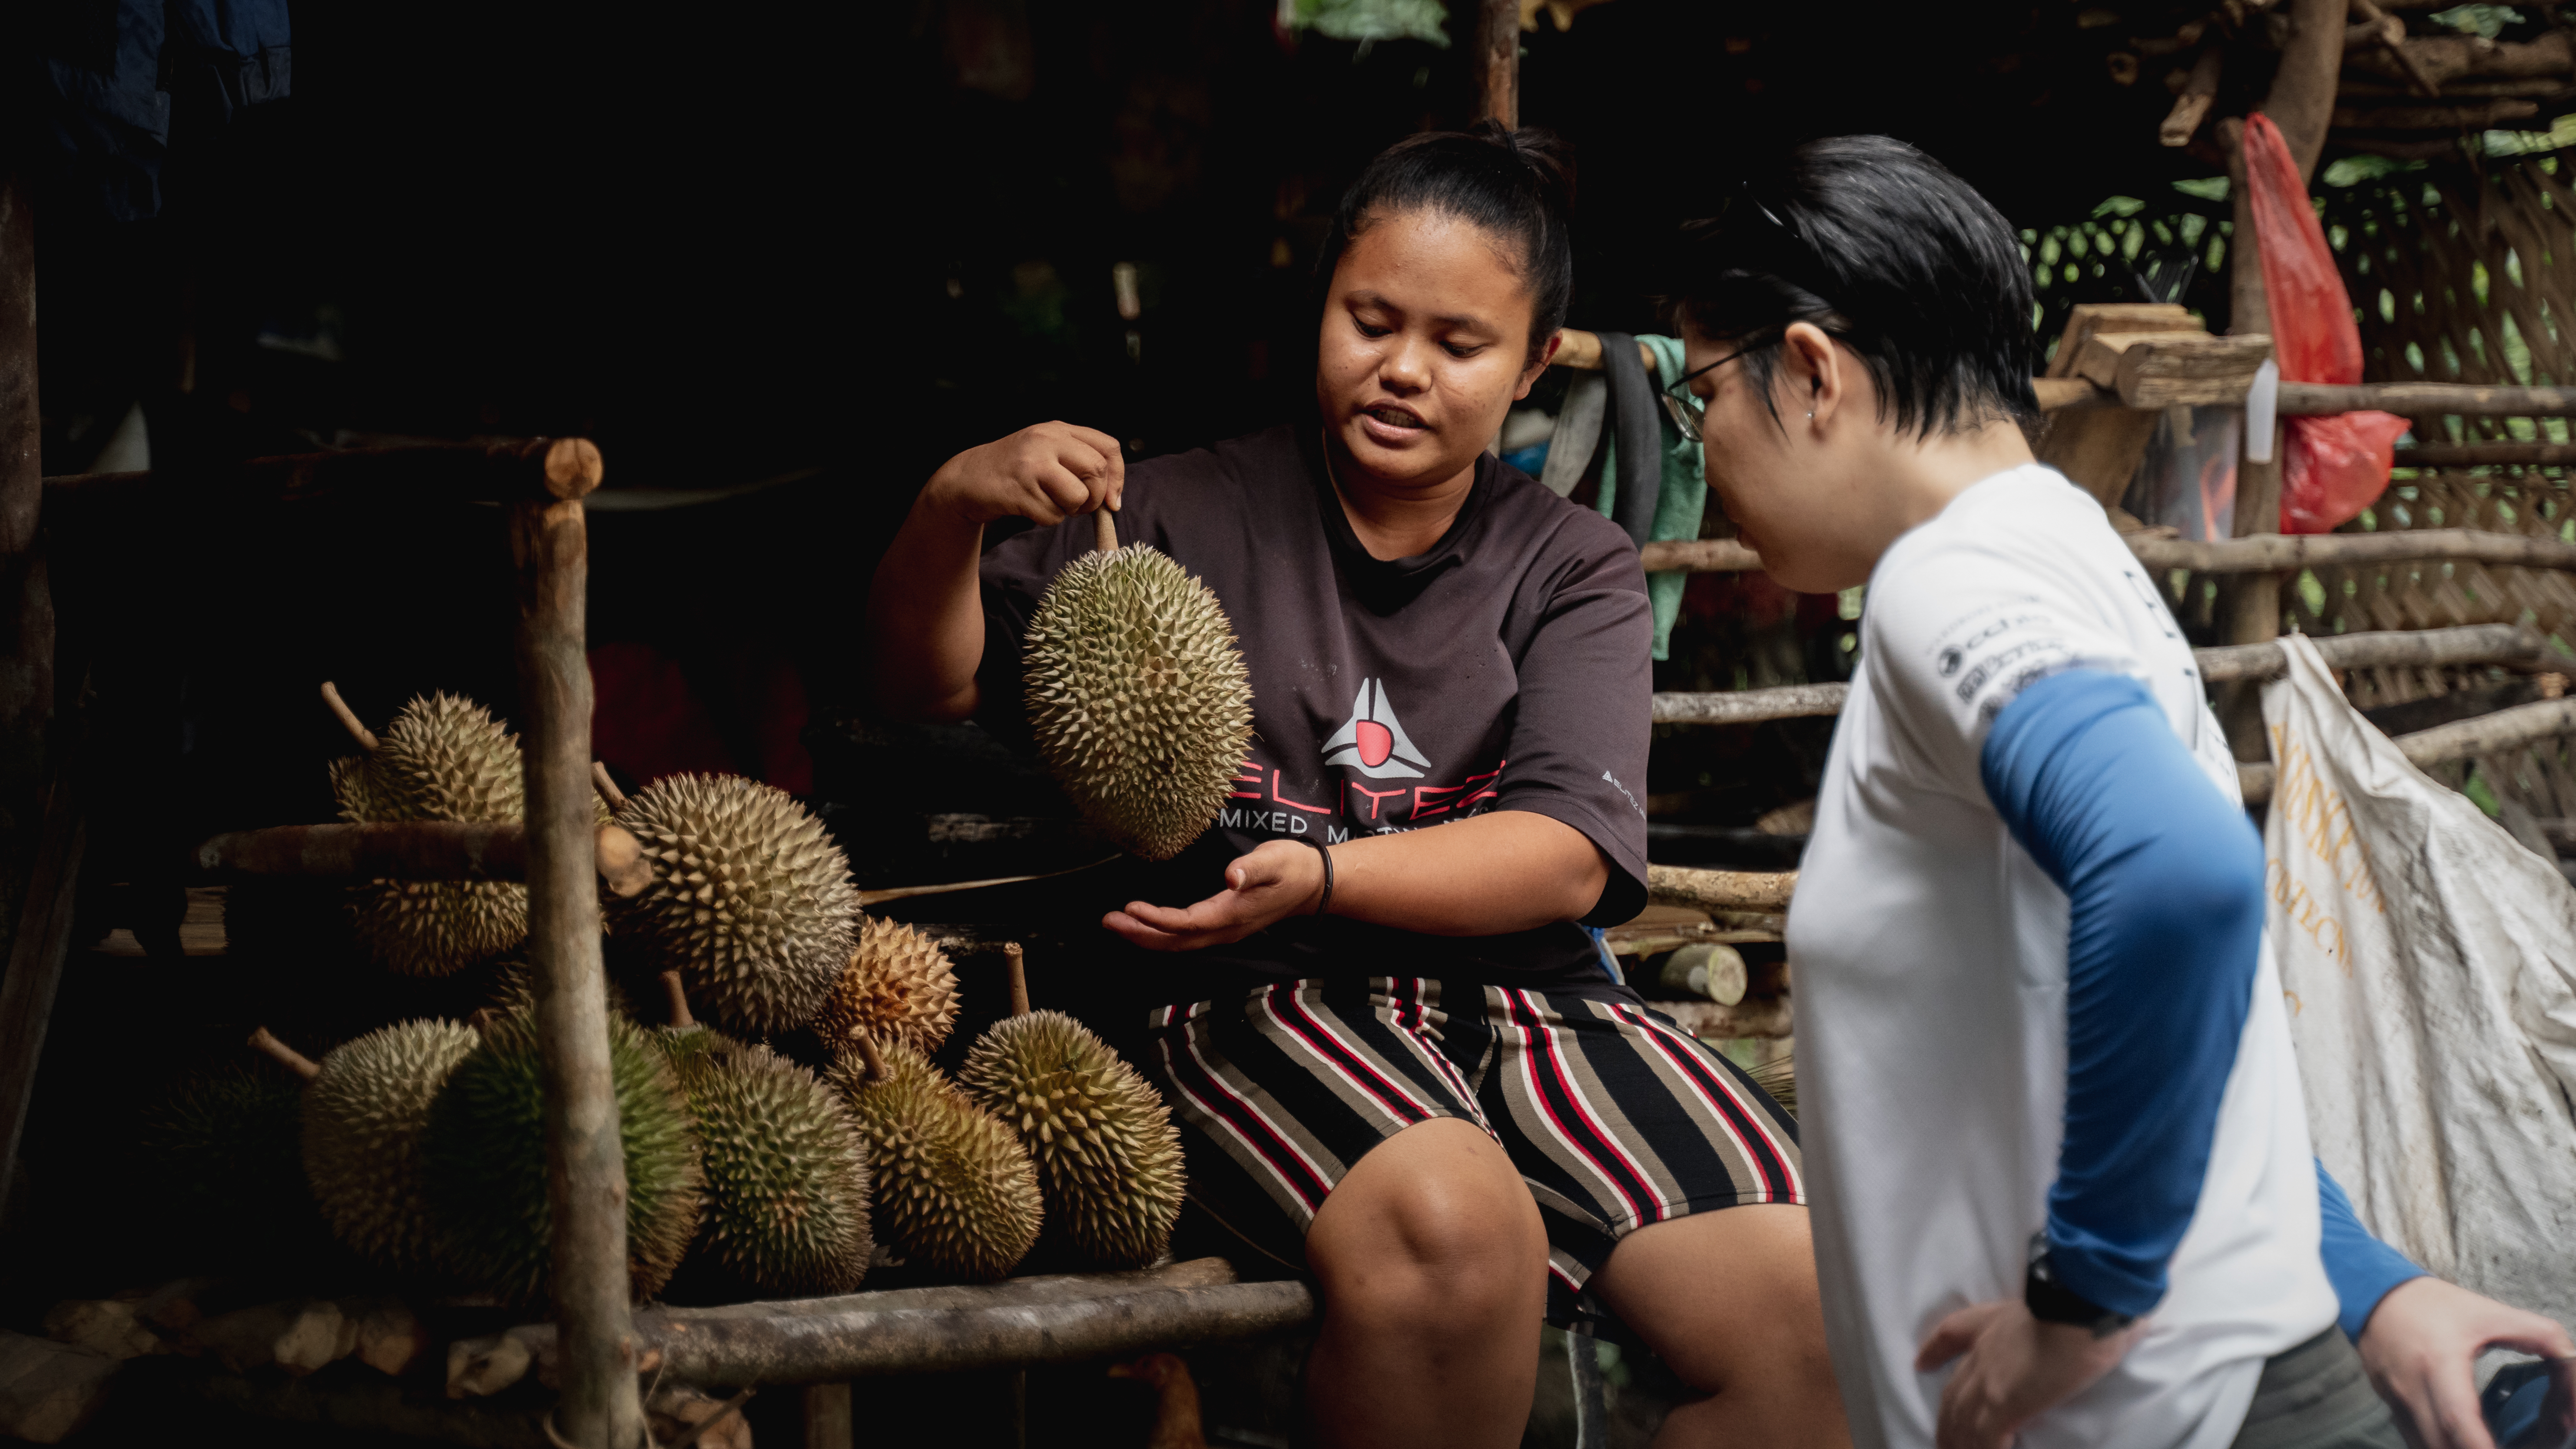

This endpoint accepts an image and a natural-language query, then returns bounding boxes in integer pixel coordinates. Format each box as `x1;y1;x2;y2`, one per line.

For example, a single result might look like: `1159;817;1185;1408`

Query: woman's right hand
925;421;1126;526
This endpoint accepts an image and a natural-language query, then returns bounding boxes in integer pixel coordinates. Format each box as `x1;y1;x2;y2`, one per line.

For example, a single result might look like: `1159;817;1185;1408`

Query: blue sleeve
2317;1158;2427;1339
1982;669;2266;1317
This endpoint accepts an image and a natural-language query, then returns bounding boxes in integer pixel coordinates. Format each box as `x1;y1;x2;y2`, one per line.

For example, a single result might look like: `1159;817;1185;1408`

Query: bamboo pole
509;480;640;1449
2395;441;2576;467
2126;527;2576;575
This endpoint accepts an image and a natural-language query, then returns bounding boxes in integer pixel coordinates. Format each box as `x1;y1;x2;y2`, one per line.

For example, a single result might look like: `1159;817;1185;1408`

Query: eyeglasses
1659;334;1783;443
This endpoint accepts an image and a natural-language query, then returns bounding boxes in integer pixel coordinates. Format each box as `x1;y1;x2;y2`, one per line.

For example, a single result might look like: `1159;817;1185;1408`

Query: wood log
2332;98;2542;129
184;1298;355;1376
1646;864;1797;914
2339;77;2576;98
508;495;640;1449
40;436;604;509
2161;46;2225;145
2349;0;2442;95
2127;527;2576;575
447;1325;550;1398
2072;331;2273;408
2396;440;2576;466
2269;0;2353;182
1652;684;1848;725
1646;995;1793;1040
1474;0;1518;126
194;820;651;897
2344;30;2575;88
2241;696;2576;804
649;1385;754;1449
2040;306;2204;504
2195;623;2555;682
0;773;82;1222
0;1332;119;1444
2279;380;2576;415
1636;538;1761;573
40;1300;163;1361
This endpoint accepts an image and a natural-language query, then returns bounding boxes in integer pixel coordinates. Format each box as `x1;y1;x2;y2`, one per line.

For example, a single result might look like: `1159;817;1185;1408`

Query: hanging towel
1593;334;1708;661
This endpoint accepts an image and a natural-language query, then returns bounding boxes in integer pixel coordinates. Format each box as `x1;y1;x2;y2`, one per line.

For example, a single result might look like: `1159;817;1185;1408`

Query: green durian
827;1040;1041;1283
136;1055;323;1266
327;691;528;976
812;917;960;1057
677;1039;874;1295
960;1011;1184;1269
424;1010;703;1307
295;1019;481;1274
1021;543;1253;861
607;774;861;1034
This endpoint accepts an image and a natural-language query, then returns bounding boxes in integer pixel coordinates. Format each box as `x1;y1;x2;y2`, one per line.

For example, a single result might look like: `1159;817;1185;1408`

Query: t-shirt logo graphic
1321;678;1431;779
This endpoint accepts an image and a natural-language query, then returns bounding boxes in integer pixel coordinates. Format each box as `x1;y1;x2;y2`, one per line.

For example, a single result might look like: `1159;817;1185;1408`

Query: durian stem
855;854;1118;906
1003;942;1030;1018
318;681;378;752
247;1026;322;1083
660;970;695;1029
852;1033;886;1085
1094;507;1117;555
590;761;627;813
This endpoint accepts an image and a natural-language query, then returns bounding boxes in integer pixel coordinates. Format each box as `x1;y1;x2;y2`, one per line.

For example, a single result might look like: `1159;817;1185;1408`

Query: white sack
2264;632;2576;1324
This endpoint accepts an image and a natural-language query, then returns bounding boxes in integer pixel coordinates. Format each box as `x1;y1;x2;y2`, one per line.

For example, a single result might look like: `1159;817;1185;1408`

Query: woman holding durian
868;125;1839;1448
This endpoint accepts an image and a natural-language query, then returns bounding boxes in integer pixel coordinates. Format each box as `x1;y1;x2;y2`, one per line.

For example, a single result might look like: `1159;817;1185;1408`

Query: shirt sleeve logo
1321;678;1431;779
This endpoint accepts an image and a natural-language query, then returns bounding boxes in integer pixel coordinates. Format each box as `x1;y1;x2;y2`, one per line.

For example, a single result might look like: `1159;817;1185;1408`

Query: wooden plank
509;495;640;1449
1645;864;1797;914
2071;331;2271;409
0;775;83;1219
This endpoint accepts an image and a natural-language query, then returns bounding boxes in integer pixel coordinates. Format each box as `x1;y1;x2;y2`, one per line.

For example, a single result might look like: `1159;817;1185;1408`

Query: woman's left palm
1105;840;1323;951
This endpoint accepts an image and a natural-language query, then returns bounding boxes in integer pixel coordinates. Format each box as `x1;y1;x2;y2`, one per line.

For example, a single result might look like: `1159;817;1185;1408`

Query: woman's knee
1307;1121;1545;1325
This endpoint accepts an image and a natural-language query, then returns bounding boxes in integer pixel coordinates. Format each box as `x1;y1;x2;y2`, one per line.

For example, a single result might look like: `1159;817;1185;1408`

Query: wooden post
0;169;61;1231
801;1383;852;1449
510;466;641;1449
1474;0;1518;127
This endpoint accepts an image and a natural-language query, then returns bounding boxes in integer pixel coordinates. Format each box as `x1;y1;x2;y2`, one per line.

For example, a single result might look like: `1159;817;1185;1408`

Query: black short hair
1314;121;1576;369
1668;136;2038;437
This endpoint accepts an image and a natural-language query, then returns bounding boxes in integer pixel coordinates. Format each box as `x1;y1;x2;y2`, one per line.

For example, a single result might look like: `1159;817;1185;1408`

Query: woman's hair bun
1312;122;1580;367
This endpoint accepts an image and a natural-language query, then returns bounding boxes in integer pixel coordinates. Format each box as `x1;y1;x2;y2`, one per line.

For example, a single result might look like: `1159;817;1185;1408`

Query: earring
1806;411;1814;420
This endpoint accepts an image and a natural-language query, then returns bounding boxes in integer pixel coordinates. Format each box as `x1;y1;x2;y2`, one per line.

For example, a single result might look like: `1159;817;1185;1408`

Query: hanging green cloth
1593;334;1708;661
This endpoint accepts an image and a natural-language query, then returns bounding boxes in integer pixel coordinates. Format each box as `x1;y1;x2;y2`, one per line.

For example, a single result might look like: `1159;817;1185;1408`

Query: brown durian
960;1010;1184;1268
326;690;528;976
1020;543;1253;860
826;1040;1040;1282
607;774;861;1033
813;917;960;1057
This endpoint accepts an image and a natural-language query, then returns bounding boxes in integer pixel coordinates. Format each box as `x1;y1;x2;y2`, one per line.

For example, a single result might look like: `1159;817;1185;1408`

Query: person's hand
2356;1276;2576;1449
1915;1298;2145;1449
925;421;1125;526
1103;840;1326;951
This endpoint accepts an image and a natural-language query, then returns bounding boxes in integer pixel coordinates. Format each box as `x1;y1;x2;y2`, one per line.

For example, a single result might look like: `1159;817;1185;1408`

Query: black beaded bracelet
1295;836;1335;918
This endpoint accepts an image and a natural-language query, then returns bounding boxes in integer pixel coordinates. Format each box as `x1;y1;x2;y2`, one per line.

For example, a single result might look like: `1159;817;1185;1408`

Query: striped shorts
1143;976;1804;1325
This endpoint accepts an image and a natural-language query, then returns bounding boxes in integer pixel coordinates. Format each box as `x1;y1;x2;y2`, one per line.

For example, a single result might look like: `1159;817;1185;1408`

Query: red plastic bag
2244;113;2411;534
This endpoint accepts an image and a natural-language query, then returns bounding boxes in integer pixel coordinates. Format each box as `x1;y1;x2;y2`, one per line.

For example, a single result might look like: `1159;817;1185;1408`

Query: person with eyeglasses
1663;134;2574;1449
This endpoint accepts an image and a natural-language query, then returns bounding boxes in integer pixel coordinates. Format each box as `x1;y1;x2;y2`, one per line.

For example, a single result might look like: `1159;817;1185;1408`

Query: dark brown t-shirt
976;424;1651;1001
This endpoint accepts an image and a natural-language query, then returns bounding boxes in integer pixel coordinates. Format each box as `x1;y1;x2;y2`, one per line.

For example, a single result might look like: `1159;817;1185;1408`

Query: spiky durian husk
683;1043;874;1294
812;918;960;1057
1021;544;1253;861
424;1011;703;1307
137;1056;324;1264
826;1042;1040;1282
486;957;633;1023
302;1019;480;1274
1746;1052;1796;1117
608;775;860;1034
959;1011;1184;1269
329;694;529;976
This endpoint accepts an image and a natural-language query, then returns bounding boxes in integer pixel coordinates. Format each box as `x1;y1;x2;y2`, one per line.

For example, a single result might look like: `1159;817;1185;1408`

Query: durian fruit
960;1010;1185;1269
607;774;861;1034
812;917;960;1057
1746;1050;1797;1118
256;1020;481;1275
1021;541;1253;861
484;956;632;1025
324;687;528;976
136;1053;326;1267
680;1040;875;1295
826;1039;1041;1282
423;1009;704;1307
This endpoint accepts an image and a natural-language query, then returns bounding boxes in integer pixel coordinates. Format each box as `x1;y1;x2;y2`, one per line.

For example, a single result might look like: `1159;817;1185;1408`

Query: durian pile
1021;523;1254;861
147;682;1190;1310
